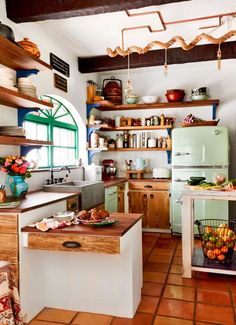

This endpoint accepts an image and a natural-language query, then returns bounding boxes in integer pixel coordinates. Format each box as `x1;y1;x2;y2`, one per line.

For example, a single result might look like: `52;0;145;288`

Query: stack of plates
0;126;26;137
17;77;37;98
0;64;17;91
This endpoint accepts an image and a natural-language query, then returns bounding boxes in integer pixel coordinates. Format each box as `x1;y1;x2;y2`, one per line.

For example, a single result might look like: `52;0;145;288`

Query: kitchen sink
43;180;104;210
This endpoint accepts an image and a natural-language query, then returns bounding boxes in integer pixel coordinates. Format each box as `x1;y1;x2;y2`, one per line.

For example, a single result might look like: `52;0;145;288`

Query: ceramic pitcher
134;158;147;170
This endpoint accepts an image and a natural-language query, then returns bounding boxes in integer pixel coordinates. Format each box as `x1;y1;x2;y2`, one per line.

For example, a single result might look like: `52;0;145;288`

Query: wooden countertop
0;191;78;213
103;178;171;187
22;213;142;237
128;178;171;182
103;178;127;187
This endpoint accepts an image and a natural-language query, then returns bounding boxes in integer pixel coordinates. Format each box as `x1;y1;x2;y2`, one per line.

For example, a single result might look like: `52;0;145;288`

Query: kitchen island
21;213;142;321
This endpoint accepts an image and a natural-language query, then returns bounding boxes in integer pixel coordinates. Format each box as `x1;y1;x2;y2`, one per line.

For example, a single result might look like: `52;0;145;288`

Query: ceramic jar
17;38;41;58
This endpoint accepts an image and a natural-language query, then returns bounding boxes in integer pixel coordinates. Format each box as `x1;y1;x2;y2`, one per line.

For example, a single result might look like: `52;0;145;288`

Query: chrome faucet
50;166;71;184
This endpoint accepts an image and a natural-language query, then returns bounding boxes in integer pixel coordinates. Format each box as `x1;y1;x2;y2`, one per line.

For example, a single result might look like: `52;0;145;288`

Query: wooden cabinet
128;181;170;229
117;183;125;213
0;213;19;284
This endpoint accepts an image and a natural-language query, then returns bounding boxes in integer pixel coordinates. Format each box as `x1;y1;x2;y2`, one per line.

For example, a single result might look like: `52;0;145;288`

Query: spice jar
123;131;129;148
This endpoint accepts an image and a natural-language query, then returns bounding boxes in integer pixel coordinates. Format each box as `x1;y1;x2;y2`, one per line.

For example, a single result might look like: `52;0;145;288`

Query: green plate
90;219;118;227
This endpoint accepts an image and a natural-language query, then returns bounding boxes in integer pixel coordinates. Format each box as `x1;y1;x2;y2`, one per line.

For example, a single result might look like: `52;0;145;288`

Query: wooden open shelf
87;147;170;152
0;35;52;71
87;124;173;131
0;136;52;146
88;99;219;111
0;86;53;109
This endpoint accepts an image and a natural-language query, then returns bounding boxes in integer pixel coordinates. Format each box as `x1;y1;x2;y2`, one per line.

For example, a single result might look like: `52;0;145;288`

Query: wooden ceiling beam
78;41;236;73
6;0;191;23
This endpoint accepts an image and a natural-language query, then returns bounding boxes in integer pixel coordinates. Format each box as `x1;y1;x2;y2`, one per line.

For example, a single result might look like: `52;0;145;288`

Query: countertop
128;178;171;182
103;178;171;187
103;178;127;187
0;191;78;213
22;213;142;237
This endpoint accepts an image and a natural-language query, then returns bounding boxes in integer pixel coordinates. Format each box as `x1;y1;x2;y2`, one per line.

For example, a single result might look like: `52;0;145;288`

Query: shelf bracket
88;150;98;164
86;103;100;117
16;69;39;78
167;150;172;164
18;108;39;127
20;145;41;157
212;103;218;120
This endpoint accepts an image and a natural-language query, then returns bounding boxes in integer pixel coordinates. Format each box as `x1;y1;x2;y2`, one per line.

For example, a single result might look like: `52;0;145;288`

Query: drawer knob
62;241;81;248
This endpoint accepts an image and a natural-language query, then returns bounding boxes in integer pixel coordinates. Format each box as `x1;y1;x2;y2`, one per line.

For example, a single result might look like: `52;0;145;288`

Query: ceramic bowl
191;94;209;101
53;211;75;222
125;95;139;104
95;120;102;125
142;95;159;104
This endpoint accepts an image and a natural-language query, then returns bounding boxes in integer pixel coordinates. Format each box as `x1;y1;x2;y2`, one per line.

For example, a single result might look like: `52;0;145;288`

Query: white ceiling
36;0;236;57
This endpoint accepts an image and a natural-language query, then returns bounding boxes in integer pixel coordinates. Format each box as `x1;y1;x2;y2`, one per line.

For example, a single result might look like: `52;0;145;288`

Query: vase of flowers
0;155;31;198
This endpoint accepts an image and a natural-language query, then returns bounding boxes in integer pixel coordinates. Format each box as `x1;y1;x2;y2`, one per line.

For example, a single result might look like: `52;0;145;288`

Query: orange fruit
221;246;228;253
213;248;221;256
217;254;225;261
207;250;216;260
205;241;215;250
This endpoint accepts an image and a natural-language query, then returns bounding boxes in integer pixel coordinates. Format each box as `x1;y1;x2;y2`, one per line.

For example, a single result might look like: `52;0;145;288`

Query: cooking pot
153;168;171;179
0;21;15;42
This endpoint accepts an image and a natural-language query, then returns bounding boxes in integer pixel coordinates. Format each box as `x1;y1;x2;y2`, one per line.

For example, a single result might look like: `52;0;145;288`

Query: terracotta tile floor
28;233;236;325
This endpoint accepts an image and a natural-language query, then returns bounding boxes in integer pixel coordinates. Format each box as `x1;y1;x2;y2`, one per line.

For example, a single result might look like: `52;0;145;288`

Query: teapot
134;158;147;170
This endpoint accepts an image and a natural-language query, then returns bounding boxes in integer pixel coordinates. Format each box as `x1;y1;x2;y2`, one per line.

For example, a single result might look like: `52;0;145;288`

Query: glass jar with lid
116;134;124;148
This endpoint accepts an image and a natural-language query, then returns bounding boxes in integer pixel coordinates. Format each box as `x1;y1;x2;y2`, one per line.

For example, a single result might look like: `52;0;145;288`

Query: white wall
93;59;236;178
0;1;97;191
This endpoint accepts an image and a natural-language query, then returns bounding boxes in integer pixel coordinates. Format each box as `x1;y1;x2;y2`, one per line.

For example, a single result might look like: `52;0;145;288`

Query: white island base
21;214;142;322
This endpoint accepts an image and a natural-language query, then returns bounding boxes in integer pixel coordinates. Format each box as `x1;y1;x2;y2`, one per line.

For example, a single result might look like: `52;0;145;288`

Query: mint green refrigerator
171;126;229;234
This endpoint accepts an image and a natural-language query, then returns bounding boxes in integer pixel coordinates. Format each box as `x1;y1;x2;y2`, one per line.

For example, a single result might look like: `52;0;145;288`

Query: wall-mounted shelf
0;86;53;110
87;124;173;131
88;99;219;119
0;136;52;146
0;35;52;71
88;147;171;152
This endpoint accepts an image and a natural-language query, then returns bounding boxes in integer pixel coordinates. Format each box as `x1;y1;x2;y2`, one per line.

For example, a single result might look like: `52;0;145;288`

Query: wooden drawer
27;233;120;255
0;234;18;263
0;214;18;234
128;181;169;191
117;183;125;192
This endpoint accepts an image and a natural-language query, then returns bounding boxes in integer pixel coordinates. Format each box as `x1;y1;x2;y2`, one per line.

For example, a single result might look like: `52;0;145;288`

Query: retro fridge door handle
174;152;190;156
174;178;188;182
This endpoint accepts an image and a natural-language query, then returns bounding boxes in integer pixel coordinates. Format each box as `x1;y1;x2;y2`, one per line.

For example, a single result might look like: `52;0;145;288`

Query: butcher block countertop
103;178;171;187
0;191;78;213
22;213;142;237
103;178;127;187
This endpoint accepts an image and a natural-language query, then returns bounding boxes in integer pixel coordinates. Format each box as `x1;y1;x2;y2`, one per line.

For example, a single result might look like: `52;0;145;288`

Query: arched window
23;95;78;168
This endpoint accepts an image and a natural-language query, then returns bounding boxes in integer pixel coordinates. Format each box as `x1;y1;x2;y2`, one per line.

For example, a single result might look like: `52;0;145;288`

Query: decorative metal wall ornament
106;30;236;57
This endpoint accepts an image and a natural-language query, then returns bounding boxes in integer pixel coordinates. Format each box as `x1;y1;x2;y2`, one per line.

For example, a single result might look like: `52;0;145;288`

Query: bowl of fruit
195;219;236;263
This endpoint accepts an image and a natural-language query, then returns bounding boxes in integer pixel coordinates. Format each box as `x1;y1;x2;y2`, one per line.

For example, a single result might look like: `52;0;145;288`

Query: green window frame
24;96;78;168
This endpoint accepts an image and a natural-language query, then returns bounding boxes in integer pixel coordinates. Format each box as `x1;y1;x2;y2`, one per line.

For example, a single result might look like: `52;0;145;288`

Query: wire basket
194;219;236;264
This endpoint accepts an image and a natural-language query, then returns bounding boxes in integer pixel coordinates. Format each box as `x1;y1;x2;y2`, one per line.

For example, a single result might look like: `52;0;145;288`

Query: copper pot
166;89;185;102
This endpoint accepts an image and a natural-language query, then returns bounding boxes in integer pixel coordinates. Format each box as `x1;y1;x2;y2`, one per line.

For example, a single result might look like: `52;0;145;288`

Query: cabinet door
128;191;148;227
105;186;118;213
148;191;170;229
117;191;124;212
